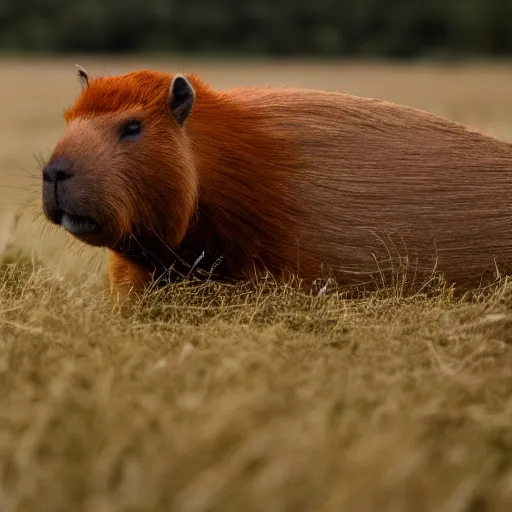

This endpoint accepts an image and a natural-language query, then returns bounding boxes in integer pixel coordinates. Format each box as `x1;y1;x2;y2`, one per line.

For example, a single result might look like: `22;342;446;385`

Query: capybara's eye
120;120;142;139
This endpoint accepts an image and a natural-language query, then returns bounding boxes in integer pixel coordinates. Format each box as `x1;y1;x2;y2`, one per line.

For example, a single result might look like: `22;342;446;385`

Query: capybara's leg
108;252;153;295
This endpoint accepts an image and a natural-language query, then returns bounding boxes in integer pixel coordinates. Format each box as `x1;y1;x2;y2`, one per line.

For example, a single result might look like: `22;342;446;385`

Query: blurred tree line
0;0;511;58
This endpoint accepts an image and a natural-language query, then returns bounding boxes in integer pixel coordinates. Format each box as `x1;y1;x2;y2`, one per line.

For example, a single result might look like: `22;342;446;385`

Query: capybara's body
42;69;512;294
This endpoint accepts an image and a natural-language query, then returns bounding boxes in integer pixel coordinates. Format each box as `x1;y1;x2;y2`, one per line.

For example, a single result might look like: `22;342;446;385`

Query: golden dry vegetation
2;57;512;511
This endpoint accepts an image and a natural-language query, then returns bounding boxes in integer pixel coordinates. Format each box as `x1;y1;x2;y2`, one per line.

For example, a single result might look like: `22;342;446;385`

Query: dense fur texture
42;69;512;294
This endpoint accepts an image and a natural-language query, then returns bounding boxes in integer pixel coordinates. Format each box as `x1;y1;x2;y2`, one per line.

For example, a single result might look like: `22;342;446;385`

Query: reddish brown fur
43;69;512;294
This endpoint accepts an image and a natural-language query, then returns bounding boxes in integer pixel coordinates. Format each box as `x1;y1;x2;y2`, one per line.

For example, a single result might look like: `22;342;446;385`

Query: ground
2;57;512;511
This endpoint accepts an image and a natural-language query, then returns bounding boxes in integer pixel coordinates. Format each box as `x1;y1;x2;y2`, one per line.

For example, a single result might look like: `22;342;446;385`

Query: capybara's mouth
59;212;101;236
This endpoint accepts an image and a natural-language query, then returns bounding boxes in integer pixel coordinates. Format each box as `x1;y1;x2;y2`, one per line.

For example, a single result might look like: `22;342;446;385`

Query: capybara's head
42;67;199;252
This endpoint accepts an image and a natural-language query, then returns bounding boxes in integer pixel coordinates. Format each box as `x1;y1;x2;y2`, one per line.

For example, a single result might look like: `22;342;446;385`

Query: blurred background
1;0;512;59
1;0;512;277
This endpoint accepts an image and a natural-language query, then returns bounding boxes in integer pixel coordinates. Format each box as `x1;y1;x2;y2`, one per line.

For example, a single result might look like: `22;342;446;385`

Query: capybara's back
236;87;512;289
41;69;512;293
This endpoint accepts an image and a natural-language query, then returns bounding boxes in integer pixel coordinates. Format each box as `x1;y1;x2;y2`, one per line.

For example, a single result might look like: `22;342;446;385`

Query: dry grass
2;57;512;511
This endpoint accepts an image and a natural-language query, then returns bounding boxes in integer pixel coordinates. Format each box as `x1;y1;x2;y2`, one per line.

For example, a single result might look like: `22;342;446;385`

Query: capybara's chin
42;182;111;246
60;213;108;247
47;206;112;247
60;212;101;237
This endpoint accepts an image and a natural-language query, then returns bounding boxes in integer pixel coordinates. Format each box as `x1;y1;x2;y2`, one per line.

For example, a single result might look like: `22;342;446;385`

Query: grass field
2;57;512;511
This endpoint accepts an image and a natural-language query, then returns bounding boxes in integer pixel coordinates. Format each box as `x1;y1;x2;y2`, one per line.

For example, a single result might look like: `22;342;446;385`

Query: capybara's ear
169;74;195;125
75;64;91;91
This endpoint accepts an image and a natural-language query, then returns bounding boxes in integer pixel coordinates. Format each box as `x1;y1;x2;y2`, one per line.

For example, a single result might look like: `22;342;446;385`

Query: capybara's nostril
43;159;74;183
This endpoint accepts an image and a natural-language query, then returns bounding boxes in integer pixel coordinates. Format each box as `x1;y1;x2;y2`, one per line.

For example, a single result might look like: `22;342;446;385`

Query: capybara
41;66;512;294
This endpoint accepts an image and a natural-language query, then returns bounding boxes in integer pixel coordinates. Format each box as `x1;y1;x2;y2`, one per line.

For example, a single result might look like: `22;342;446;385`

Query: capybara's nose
43;158;74;184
